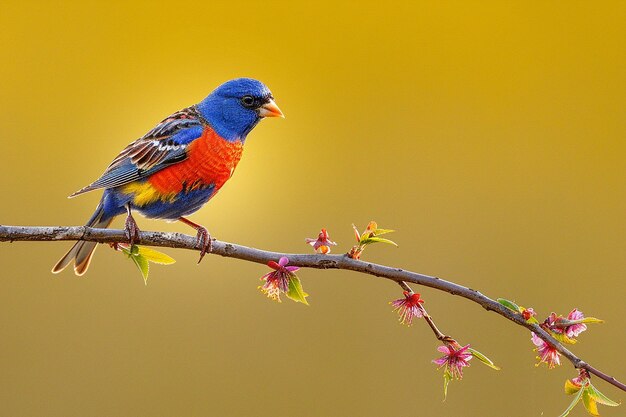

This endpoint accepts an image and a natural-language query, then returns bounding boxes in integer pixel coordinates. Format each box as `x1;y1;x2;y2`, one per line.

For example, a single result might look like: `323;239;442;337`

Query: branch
397;280;449;341
1;224;624;392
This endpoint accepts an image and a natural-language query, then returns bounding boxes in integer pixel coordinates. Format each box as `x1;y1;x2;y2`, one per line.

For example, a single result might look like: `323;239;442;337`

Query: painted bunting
52;78;283;275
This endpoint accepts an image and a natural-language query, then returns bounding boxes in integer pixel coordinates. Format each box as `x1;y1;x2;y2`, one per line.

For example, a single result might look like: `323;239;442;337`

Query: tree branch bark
1;224;624;392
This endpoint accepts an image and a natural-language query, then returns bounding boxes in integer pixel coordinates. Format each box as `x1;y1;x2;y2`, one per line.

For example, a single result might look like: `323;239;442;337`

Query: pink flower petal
566;323;587;338
433;358;448;366
531;332;545;347
437;345;452;354
568;308;584;321
390;300;403;308
456;344;471;355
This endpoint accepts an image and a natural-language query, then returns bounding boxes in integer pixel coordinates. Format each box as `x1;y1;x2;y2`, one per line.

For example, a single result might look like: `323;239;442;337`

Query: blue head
196;78;283;142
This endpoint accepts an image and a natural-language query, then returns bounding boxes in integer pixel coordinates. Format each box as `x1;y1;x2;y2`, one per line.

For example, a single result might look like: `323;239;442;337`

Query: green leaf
579;317;604;324
136;246;176;265
582;389;600;416
371;228;395;236
561;317;604;326
468;348;500;371
442;369;452;401
120;244;175;284
558;387;585;417
286;275;309;305
564;379;583;395
120;244;137;257
496;298;521;313
552;331;577;345
131;253;150;284
586;383;620;407
361;237;399;246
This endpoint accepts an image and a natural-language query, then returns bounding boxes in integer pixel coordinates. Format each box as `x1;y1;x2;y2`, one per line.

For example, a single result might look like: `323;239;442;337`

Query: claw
178;216;213;263
124;213;140;246
195;227;212;263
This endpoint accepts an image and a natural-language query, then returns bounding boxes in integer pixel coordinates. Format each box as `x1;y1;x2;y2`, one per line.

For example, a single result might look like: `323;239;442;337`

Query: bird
52;78;283;276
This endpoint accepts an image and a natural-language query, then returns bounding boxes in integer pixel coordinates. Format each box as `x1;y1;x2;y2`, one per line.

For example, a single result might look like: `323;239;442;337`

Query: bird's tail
51;202;114;276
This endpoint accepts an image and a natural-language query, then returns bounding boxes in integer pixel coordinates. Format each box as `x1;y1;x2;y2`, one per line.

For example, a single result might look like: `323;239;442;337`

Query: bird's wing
70;106;205;197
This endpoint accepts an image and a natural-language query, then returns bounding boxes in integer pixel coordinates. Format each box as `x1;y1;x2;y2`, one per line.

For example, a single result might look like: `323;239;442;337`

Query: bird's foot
178;216;213;263
124;214;141;247
195;227;212;263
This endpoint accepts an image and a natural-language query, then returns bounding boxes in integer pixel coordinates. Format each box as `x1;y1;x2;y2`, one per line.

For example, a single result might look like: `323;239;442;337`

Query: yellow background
0;1;624;416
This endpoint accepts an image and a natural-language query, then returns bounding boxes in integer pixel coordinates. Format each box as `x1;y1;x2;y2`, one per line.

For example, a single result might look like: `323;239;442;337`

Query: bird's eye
240;95;255;108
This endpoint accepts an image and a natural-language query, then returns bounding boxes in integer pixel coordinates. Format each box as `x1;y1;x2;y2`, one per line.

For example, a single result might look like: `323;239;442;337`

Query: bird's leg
124;204;141;247
178;216;212;263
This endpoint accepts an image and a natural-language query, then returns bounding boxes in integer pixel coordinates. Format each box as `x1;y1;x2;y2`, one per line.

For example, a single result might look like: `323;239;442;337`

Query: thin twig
397;281;449;342
1;224;624;392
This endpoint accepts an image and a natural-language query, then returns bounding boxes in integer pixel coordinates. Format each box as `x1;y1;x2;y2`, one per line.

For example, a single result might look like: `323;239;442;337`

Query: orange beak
259;99;284;118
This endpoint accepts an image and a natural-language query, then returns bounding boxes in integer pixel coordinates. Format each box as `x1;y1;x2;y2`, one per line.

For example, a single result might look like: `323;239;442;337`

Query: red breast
147;127;244;194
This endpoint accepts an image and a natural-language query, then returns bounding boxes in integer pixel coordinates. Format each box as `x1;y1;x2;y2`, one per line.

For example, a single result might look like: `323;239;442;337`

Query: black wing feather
70;106;204;197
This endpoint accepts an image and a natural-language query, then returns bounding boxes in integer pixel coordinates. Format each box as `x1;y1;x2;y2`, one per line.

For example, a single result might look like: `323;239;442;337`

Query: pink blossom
305;228;337;254
569;369;590;388
521;307;536;321
390;291;425;326
531;332;561;368
433;343;473;379
545;309;588;338
564;308;587;338
259;257;300;302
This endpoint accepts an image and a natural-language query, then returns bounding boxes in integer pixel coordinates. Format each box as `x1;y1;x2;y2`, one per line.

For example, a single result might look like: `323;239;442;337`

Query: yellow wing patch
121;182;177;206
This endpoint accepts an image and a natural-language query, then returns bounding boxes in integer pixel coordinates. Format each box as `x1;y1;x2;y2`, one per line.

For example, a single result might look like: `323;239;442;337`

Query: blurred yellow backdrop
0;1;624;416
